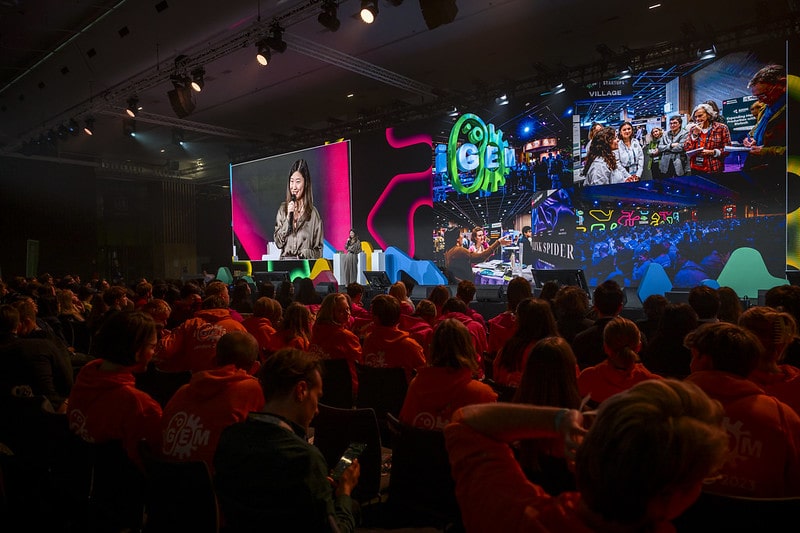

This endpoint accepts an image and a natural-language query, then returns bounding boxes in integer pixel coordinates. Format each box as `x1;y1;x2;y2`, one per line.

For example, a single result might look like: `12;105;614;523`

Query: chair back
311;403;384;502
355;363;409;443
138;442;219;533
674;490;800;532
484;378;518;402
385;413;462;530
135;363;192;407
321;358;353;408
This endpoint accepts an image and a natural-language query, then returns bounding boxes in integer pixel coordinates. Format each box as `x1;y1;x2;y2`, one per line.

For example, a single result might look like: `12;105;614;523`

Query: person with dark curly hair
581;127;633;186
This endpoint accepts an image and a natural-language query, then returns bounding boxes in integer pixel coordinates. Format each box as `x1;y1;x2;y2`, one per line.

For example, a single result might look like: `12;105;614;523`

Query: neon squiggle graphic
366;128;432;257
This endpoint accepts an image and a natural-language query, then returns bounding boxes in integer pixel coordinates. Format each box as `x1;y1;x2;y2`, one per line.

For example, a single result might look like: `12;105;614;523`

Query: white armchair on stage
261;242;282;261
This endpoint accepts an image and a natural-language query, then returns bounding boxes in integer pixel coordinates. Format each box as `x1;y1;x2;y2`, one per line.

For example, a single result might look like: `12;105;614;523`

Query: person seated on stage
67;311;162;468
493;298;559;388
388;281;415;316
154;294;248;373
242;297;282;362
398;299;437;359
160;331;264;472
362;294;426;383
513;336;581;495
214;348;360;532
400;318;496;430
440;297;488;378
456;280;486;331
578;317;662;408
267;302;311;353
444;379;729;533
738;306;800;415
309;293;362;394
685;322;800;497
443;229;510;284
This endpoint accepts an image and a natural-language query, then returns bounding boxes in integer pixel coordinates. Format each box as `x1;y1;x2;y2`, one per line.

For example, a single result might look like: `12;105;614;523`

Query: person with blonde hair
400;319;496;430
309;293;362;393
578;316;661;407
388;281;415;315
268;301;312;353
445;379;729;532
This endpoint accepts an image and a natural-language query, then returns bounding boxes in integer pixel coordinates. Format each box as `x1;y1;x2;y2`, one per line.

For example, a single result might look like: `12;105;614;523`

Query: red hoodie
400;367;497;429
161;365;264;470
686;370;800;497
241;316;277;361
362;325;426;382
309;321;363;392
749;365;800;416
156;308;247;373
441;311;487;377
578;361;661;405
398;314;434;358
68;359;162;468
488;311;517;356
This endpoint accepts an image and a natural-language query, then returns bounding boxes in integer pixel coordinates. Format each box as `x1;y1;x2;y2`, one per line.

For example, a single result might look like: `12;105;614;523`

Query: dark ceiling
1;0;797;184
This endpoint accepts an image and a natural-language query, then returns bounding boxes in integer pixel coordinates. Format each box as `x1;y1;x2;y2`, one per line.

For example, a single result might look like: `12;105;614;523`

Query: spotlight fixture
552;83;566;95
618;67;632;80
126;96;140;117
265;23;287;54
123;118;136;137
256;40;271;66
190;67;205;92
495;94;509;105
172;128;185;146
360;0;378;24
697;45;717;60
318;0;340;32
84;118;95;136
68;118;80;136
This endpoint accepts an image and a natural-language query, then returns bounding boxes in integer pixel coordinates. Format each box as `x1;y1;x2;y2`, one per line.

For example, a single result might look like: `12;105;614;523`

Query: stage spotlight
360;0;378;23
552;83;566;95
419;0;458;30
84;118;95;135
697;45;716;60
256;40;271;66
126;96;140;117
172;128;185;146
266;23;287;53
190;67;205;92
495;94;509;105
123;118;136;137
618;67;632;80
68;118;80;136
318;0;340;32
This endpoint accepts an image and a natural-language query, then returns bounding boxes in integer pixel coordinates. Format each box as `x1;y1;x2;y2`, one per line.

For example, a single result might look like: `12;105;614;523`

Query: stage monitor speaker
419;0;458;29
665;291;690;304
623;287;642;309
168;86;196;118
531;269;589;293
410;285;436;300
363;271;391;291
474;285;505;303
315;281;338;297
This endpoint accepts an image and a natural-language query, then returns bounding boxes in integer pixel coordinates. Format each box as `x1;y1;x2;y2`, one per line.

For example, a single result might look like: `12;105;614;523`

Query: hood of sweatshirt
409;366;476;401
181;364;259;401
194;308;235;323
686;370;767;404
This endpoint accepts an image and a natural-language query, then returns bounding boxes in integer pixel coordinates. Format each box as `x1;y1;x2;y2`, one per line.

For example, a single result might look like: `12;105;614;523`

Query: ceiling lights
84;118;95;136
318;0;340;32
256;23;287;66
697;45;717;60
360;0;378;24
190;67;205;92
126;96;140;117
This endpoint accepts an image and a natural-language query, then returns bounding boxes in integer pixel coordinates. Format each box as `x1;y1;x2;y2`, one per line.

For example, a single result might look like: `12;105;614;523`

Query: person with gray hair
743;64;786;171
684;102;731;174
658;115;689;177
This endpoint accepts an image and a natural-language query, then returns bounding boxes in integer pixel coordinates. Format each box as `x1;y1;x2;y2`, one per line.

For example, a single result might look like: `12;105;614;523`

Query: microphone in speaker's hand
288;194;296;234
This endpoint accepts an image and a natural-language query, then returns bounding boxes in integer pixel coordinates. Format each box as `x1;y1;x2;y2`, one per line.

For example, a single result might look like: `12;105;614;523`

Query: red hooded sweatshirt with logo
160;364;264;471
241;316;277;361
686;370;800;497
578;360;661;405
749;364;800;416
67;358;162;468
398;314;434;358
156;308;247;372
400;366;497;430
362;325;426;383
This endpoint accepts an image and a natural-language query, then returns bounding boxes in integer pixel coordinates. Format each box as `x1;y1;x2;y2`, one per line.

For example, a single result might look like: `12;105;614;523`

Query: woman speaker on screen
274;159;323;259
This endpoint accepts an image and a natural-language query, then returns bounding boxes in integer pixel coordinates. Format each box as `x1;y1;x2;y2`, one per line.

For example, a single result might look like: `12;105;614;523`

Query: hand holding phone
330;442;366;482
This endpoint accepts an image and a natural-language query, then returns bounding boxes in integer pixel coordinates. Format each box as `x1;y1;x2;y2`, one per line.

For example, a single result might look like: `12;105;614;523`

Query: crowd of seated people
2;269;800;531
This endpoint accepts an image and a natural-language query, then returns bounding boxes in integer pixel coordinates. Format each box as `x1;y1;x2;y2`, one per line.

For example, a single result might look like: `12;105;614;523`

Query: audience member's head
205;281;230;304
0;304;20;335
94;311;157;369
370;294;401;327
738;306;797;363
687;285;720;321
641;294;668;322
253;297;282;324
505;276;533;312
202;294;229;310
716;287;742;324
388;281;408;304
593;280;624;317
515;336;580;408
258;280;276;299
257;348;323;429
684;322;763;377
553;285;590;320
102;285;129;310
456;280;477;305
602;317;641;371
575;379;728;526
315;293;350;326
346;282;364;303
442;297;468;315
280;302;312;338
428;285;451;310
215;331;259;370
413;299;437;322
430;318;478;372
538;281;560;303
655;303;698;339
764;284;800;323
